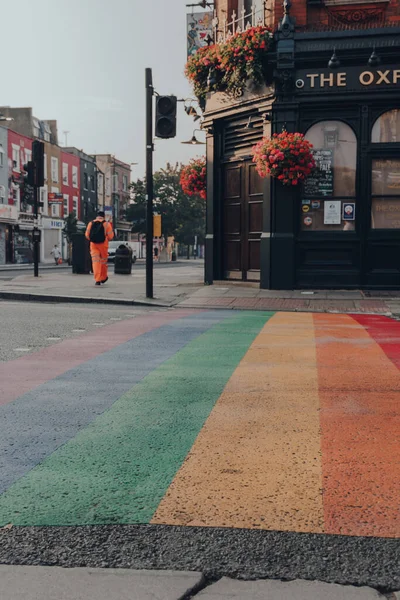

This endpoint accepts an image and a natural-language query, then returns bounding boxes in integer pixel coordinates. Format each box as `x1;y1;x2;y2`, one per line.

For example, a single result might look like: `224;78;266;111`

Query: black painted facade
204;20;400;289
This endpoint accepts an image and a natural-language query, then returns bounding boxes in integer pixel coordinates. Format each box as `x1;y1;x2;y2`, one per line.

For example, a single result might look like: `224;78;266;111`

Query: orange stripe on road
314;313;400;538
152;312;324;533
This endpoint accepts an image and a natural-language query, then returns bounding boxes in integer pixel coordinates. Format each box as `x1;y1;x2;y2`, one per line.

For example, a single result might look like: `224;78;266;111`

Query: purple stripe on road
0;309;200;408
0;311;231;495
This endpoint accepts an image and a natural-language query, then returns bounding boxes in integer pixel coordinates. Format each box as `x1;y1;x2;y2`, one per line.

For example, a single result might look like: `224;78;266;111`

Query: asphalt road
1;305;399;593
0;301;163;361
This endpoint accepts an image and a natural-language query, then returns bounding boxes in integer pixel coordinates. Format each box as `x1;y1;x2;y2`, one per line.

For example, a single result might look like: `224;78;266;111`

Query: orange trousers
90;243;108;283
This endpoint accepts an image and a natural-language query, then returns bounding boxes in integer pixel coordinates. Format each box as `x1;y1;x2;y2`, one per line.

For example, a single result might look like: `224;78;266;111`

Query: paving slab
197;577;383;599
0;566;203;600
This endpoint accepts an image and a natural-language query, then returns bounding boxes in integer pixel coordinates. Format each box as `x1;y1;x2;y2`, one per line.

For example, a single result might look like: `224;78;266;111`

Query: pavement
0;261;204;307
0;261;400;315
0;303;400;598
0;567;392;600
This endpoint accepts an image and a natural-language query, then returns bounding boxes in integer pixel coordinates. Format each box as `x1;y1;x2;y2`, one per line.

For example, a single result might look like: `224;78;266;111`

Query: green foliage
126;163;205;245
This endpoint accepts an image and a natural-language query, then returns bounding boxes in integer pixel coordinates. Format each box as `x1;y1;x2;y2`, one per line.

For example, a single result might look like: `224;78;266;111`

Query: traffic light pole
33;186;39;277
145;67;154;299
31;140;45;278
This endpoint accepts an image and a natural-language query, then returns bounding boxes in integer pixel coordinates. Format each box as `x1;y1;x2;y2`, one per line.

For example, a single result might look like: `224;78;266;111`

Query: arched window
301;120;357;231
371;110;400;143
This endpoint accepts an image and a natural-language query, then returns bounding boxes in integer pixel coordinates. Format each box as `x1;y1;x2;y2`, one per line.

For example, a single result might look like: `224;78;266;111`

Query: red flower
180;157;207;199
252;132;315;187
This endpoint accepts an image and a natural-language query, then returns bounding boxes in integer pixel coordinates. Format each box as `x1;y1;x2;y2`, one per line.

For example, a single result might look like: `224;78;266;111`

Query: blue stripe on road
0;311;231;495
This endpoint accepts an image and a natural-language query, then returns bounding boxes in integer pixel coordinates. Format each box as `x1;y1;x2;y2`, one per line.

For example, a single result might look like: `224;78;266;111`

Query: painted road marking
315;313;400;538
153;312;324;533
0;312;230;496
46;337;61;341
13;348;31;353
72;329;86;333
0;312;269;526
352;314;400;371
1;311;400;538
0;309;199;408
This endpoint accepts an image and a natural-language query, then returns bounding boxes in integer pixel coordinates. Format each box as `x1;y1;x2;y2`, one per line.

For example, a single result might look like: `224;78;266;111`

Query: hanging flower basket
252;132;316;186
185;26;272;102
185;45;222;103
180;157;206;199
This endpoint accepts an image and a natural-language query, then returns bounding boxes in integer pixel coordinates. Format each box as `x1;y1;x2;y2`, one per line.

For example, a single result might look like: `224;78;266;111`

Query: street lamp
181;129;206;145
0;115;14;122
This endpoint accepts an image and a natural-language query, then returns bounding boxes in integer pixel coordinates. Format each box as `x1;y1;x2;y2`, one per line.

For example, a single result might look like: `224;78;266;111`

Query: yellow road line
152;312;324;533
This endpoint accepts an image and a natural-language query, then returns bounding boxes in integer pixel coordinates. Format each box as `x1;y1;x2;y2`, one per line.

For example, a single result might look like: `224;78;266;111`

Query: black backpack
89;220;106;243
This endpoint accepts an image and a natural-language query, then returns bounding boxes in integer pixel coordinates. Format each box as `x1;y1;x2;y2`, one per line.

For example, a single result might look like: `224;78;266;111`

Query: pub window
371;159;400;230
301;120;357;232
371;110;400;143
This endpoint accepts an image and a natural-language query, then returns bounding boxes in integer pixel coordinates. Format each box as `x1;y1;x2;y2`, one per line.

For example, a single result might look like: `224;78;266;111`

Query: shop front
14;214;35;264
41;217;64;263
0;205;18;264
204;23;400;289
291;59;400;289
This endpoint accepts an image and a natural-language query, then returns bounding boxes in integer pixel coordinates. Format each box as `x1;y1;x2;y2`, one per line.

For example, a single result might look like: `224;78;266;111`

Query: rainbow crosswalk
0;310;399;538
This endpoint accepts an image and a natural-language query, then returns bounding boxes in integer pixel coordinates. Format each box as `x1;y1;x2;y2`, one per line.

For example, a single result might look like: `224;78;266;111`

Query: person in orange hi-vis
85;211;114;286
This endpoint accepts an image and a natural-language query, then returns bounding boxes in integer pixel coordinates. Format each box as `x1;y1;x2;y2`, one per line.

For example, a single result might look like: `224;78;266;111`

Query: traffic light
23;161;35;187
32;140;45;187
155;96;177;139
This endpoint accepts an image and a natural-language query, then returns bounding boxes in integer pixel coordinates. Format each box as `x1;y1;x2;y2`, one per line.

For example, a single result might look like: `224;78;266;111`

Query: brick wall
216;0;275;35
215;0;400;31
386;0;400;22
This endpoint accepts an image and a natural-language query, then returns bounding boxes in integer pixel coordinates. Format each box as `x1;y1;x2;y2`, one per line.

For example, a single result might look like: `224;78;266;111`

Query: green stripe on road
0;312;273;526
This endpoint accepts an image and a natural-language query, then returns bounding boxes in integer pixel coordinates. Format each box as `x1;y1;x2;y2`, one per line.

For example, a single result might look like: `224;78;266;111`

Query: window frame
299;119;358;234
371;109;400;144
63;163;69;185
12;144;20;171
72;166;78;188
51;157;59;183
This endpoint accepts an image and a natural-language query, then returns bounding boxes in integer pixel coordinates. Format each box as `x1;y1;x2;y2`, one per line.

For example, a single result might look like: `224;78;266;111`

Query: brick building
203;0;400;289
94;154;131;240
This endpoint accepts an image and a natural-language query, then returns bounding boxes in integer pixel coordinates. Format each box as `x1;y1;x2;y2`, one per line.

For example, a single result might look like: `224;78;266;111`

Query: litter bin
72;234;91;274
114;244;132;274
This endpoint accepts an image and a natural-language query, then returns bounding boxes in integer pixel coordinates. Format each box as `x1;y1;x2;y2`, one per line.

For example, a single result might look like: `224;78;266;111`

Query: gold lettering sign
360;71;374;86
299;67;400;90
306;74;319;88
320;73;334;87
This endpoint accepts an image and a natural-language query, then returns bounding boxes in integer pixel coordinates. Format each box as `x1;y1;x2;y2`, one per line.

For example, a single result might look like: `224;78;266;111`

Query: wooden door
222;161;263;281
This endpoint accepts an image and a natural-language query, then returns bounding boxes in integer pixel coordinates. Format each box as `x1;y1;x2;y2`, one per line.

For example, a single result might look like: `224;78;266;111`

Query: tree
126;163;205;248
63;212;78;265
63;212;78;243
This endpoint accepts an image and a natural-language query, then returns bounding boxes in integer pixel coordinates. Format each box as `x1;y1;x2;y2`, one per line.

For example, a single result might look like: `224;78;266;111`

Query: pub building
203;0;400;289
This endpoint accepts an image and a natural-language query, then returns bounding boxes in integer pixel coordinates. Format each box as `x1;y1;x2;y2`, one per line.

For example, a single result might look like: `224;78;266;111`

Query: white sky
2;0;206;177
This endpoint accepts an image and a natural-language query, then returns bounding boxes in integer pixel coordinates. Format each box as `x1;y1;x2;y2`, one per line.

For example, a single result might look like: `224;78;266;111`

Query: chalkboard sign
304;149;334;197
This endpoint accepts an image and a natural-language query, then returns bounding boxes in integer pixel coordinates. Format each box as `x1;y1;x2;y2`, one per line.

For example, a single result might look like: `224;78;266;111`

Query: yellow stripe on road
152;312;324;533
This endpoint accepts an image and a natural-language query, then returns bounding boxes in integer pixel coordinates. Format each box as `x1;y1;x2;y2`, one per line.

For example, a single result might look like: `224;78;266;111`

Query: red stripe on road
314;313;400;538
0;309;200;407
352;314;400;371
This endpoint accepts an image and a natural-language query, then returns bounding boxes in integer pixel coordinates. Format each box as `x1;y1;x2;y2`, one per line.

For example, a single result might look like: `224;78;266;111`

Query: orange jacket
85;218;114;246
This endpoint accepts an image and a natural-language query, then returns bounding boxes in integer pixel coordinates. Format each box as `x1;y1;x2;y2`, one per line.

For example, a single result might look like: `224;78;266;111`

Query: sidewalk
0;263;71;272
179;283;400;316
0;566;391;599
0;268;400;315
0;266;202;307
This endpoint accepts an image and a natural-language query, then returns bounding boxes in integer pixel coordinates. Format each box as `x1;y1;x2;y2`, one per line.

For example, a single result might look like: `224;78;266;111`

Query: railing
217;2;267;42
